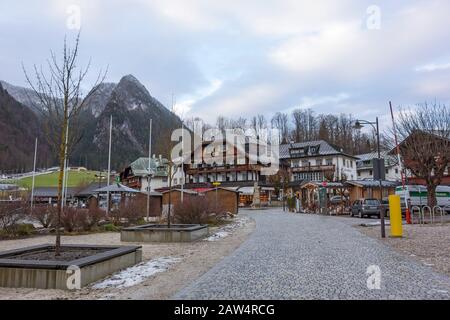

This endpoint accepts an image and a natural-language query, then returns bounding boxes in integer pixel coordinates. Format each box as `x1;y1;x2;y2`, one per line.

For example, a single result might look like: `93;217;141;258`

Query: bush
112;197;146;227
173;197;226;225
0;200;28;236
79;207;106;231
101;223;120;232
14;223;36;236
32;205;56;228
61;207;106;232
61;207;81;232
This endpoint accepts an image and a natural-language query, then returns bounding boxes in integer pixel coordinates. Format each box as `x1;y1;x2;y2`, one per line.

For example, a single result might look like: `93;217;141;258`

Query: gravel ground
0;217;255;300
174;209;450;300
358;223;450;277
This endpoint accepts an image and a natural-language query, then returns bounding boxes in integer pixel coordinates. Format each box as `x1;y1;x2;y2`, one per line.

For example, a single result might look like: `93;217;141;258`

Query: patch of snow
427;288;448;295
204;217;250;241
205;231;230;241
92;256;181;289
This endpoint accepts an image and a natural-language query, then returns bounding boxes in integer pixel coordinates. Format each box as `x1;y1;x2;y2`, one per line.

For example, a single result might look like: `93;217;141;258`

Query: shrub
32;205;56;228
101;223;120;232
0;200;28;236
80;207;106;231
14;223;36;236
61;207;81;232
61;207;106;232
173;197;225;225
113;197;147;226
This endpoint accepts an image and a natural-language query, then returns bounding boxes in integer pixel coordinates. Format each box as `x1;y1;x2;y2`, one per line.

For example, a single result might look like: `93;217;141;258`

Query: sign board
373;158;386;180
212;182;221;186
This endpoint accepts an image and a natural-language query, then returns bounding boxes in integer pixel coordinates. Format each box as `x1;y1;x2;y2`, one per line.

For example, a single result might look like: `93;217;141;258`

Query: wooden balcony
186;164;261;175
290;164;335;173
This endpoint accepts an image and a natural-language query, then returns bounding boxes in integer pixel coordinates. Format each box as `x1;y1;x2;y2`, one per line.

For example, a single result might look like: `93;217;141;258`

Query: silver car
350;199;381;218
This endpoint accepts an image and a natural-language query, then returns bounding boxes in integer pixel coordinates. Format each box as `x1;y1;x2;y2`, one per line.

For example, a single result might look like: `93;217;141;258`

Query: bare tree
251;114;267;138
23;33;107;255
393;102;450;207
271;112;290;143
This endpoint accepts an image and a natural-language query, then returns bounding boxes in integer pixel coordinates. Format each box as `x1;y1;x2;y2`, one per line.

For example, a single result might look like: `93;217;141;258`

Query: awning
225;187;239;191
238;186;254;195
262;187;275;191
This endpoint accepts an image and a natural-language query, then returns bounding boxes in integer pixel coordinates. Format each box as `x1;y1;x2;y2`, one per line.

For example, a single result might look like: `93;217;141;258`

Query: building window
326;158;333;166
395;168;399;174
369;170;373;176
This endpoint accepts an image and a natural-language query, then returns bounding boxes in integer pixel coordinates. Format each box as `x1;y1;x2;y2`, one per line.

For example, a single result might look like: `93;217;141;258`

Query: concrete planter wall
0;244;142;290
121;224;208;243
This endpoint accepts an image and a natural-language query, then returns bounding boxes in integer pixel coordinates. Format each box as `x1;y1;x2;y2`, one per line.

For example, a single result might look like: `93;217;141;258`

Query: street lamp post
353;117;386;238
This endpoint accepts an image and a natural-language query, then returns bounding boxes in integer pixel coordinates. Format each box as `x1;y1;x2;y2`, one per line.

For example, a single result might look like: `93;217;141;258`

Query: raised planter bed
0;244;142;289
121;224;209;243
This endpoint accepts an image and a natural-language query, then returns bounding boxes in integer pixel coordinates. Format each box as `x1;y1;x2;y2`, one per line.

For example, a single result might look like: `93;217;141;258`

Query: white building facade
356;152;401;181
280;141;358;182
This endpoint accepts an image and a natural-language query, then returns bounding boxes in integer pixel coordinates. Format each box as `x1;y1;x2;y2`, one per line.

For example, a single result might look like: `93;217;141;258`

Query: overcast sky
1;0;450;124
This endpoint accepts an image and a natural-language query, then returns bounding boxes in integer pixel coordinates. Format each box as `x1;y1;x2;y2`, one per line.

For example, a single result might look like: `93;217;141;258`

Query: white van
395;185;450;208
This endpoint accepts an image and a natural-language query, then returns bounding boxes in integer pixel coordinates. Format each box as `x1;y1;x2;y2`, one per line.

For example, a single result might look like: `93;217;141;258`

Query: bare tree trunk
426;183;437;208
168;175;172;228
55;114;67;255
23;33;107;257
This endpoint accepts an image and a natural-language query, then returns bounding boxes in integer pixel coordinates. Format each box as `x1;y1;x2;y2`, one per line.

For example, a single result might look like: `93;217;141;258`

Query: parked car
350;199;381;218
329;195;347;205
381;198;407;217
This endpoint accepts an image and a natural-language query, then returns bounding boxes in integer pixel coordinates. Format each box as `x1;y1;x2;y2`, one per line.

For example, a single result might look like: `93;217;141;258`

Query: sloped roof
300;181;345;189
76;182;108;196
162;188;198;195
355;152;398;168
93;183;140;193
279;140;356;159
345;180;399;188
130;157;168;177
0;184;19;191
138;191;163;197
34;187;77;197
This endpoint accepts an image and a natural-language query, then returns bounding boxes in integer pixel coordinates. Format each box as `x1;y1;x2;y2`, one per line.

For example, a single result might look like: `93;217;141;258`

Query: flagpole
147;119;152;220
64;157;69;206
61;119;69;210
106;115;112;216
30;137;38;214
181;121;184;203
390;101;411;224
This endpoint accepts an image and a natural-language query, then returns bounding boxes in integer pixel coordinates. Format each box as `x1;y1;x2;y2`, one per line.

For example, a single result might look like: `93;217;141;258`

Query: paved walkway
173;208;450;300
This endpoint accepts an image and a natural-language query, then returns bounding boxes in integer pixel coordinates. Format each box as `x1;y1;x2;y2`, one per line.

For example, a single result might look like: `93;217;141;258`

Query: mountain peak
118;74;146;91
120;74;140;82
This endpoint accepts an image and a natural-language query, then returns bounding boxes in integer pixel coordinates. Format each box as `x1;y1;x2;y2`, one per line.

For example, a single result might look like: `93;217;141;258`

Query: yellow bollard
389;195;403;238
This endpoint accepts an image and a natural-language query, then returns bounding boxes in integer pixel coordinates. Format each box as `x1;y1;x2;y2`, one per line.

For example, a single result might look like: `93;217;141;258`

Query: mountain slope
0;83;50;171
0;75;181;171
89;75;181;170
0;80;44;113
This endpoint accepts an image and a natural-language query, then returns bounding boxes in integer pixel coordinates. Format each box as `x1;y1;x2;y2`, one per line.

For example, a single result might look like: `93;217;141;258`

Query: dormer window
309;145;320;155
289;148;305;157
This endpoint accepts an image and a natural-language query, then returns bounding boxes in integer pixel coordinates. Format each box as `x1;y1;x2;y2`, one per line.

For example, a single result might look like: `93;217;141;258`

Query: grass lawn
18;170;100;188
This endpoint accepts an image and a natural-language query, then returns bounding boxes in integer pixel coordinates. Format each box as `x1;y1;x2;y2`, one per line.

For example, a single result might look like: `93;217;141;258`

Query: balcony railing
290;164;335;173
186;164;261;175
